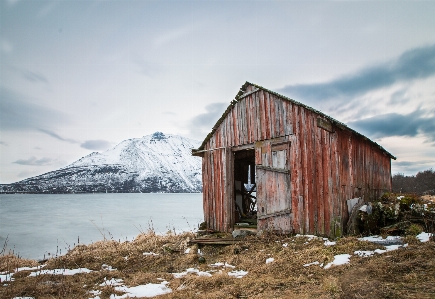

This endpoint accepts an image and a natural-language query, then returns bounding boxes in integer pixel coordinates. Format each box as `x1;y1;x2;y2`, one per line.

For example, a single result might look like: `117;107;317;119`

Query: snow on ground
324;240;336;246
172;263;248;279
110;281;172;298
0;272;14;282
29;268;92;276
88;289;102;299
302;233;434;269
303;261;320;267
324;254;351;269
102;264;117;271
354;250;375;257
172;268;212;279
266;258;275;264
295;234;337;246
143;252;159;256
358;235;403;243
295;234;318;240
100;278;124;287
228;270;248;278
416;232;433;242
209;262;235;268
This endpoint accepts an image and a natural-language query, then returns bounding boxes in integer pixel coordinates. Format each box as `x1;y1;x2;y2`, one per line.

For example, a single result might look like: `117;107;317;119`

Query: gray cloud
22;70;49;83
38;129;78;144
347;109;435;142
393;160;434;167
0;87;70;130
0;141;8;146
392;160;435;175
81;140;112;150
279;44;435;103
389;89;410;105
186;102;228;139
190;102;227;128
13;156;55;166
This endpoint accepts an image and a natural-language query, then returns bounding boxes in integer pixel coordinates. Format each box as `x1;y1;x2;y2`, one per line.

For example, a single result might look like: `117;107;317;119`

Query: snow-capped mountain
1;132;202;193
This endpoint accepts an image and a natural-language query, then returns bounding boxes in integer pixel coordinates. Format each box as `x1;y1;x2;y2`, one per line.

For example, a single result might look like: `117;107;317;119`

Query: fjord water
0;193;203;260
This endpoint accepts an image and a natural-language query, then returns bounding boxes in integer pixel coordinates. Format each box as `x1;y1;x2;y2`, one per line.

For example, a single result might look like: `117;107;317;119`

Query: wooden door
256;139;292;233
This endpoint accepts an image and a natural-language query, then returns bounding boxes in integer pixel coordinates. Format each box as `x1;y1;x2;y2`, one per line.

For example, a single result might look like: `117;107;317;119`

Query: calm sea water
0;193;203;260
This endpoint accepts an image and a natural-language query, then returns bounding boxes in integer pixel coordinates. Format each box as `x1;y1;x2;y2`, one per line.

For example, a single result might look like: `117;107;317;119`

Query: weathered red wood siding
201;84;393;236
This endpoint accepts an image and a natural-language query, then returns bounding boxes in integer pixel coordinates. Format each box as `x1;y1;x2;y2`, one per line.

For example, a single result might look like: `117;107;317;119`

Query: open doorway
233;149;257;227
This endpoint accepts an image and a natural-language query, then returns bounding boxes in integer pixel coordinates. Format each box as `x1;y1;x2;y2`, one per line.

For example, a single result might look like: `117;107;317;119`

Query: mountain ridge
1;132;202;193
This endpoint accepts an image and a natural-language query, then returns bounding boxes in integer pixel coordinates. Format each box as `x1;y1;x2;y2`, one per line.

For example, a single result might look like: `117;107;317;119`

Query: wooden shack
192;82;396;237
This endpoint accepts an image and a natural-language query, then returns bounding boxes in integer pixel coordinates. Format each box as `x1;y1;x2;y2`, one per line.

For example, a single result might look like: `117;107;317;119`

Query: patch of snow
172;268;211;278
358;235;403;245
143;252;159;256
184;248;191;254
282;243;288;247
88;289;102;299
16;266;41;272
303;261;320;267
228;270;248;278
210;262;235;268
354;251;375;257
355;243;408;256
1;265;45;282
29;268;92;276
197;271;212;277
296;234;317;240
13;297;35;299
111;281;172;298
324;241;336;246
266;258;274;264
102;264;116;271
324;254;351;269
416;232;433;242
100;278;124;287
384;244;404;251
0;273;14;282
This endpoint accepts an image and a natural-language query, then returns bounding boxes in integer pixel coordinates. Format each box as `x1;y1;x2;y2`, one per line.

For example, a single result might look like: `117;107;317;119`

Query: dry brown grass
1;232;434;299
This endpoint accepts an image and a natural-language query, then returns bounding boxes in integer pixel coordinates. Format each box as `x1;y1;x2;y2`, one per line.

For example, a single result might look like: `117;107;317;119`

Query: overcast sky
1;0;434;183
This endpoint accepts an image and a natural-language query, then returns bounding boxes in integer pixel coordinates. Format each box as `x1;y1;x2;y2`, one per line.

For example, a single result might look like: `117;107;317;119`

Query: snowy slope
2;132;202;193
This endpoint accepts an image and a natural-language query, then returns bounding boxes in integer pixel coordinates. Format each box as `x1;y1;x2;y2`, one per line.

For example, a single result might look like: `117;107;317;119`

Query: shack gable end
195;82;394;237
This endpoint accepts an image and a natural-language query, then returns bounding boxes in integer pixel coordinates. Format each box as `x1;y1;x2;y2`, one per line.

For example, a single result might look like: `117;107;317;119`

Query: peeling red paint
196;83;394;237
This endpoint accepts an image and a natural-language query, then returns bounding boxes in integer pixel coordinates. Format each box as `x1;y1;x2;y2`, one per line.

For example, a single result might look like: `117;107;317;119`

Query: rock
232;230;255;238
198;256;206;263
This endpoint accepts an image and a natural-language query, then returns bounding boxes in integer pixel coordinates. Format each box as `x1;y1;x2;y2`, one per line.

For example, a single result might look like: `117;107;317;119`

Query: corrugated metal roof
194;81;396;160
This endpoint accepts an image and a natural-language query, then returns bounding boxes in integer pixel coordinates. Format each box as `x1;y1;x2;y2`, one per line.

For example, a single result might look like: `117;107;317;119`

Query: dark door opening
233;149;256;225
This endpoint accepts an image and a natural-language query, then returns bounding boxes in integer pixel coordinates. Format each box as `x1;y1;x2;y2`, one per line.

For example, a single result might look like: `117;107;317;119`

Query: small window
272;150;286;169
271;142;288;170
